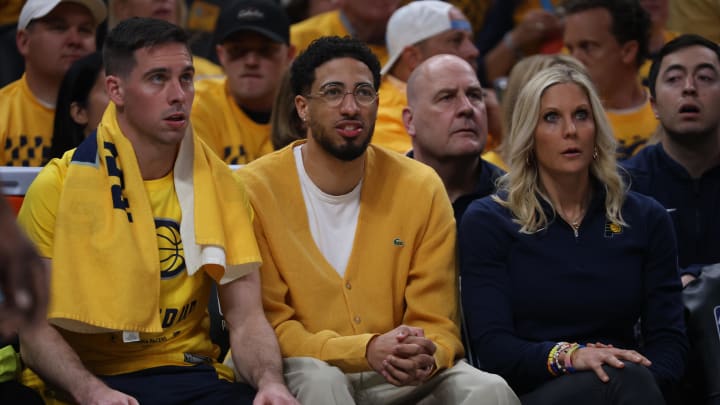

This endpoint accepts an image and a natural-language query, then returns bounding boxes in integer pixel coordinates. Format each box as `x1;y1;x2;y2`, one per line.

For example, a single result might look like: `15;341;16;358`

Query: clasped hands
366;325;437;386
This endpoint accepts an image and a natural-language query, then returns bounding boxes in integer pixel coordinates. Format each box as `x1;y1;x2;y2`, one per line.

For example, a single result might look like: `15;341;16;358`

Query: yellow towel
49;103;261;334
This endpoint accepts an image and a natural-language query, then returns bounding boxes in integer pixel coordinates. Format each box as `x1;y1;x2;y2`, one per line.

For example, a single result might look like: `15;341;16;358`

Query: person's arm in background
483;9;562;84
19;260;139;405
0;195;48;337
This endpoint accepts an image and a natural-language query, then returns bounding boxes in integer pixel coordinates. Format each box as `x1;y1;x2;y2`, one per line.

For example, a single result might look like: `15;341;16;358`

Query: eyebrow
142;65;195;77
664;62;718;74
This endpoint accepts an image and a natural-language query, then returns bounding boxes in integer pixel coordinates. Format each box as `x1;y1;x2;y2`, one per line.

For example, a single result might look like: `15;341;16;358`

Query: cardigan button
345;282;352;290
353;315;361;324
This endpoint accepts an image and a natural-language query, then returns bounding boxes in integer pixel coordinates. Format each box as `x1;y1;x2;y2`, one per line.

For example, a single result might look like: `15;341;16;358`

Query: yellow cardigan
238;142;463;373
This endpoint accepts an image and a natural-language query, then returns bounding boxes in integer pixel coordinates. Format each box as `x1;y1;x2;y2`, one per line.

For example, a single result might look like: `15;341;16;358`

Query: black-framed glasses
304;83;378;107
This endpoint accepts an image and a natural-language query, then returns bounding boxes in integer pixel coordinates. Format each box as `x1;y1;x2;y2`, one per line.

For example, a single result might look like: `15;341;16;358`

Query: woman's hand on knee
571;347;651;382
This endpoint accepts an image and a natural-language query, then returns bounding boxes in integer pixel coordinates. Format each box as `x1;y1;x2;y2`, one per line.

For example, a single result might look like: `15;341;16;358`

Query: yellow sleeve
401;173;463;370
16;156;70;258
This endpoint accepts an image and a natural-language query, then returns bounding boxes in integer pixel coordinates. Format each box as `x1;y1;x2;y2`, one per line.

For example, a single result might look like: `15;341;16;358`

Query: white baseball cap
18;0;107;31
382;0;471;75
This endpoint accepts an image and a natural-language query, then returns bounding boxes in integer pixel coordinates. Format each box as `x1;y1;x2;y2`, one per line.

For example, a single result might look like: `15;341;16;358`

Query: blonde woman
483;54;587;170
459;66;687;404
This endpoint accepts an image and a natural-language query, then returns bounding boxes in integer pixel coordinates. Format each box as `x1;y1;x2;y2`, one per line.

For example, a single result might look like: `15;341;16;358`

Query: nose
457;93;476;117
167;79;188;105
66;26;83;46
338;91;360;115
682;76;697;95
564;116;577;138
243;50;261;66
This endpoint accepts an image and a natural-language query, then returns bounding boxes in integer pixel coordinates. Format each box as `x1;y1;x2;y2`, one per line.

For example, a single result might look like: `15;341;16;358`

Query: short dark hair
561;0;650;67
290;36;381;96
103;17;190;78
647;34;720;98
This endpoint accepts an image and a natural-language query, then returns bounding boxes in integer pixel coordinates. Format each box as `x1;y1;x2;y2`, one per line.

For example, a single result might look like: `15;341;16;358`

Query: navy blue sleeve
459;198;555;391
639;196;689;388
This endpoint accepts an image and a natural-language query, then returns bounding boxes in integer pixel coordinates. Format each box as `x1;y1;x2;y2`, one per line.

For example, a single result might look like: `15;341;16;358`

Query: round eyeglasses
304;84;378;107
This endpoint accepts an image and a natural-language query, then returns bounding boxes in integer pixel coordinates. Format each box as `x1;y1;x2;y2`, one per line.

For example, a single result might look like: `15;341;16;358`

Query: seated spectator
623;34;720;286
234;35;520;405
373;0;483;154
404;54;503;224
0;0;106;166
623;36;720;405
16;18;297;405
485;53;587;170
191;0;294;164
270;70;305;150
460;65;688;403
50;51;108;160
290;0;401;66
563;0;657;160
108;0;223;80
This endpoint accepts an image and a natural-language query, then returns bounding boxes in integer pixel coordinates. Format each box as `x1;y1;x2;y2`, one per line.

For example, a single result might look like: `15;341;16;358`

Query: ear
402;106;416;138
15;29;30;57
650;95;659;119
286;44;297;61
70;101;89;126
215;44;227;67
106;75;125;107
403;45;424;71
620;40;639;66
295;94;309;122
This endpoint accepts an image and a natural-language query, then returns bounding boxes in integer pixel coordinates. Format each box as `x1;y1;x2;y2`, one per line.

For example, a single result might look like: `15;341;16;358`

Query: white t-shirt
294;145;361;277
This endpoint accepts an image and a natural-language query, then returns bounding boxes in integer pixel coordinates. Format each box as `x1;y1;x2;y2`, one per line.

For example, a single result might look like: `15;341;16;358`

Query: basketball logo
156;219;185;279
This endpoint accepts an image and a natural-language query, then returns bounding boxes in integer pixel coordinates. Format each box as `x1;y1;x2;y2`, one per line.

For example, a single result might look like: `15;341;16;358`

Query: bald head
403;54;487;161
407;54;475;106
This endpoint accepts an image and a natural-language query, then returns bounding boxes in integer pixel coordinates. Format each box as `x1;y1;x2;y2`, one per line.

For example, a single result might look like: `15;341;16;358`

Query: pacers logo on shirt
157;219;185;279
604;222;623;238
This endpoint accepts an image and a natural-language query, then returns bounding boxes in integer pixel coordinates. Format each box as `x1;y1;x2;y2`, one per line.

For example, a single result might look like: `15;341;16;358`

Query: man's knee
284;357;352;396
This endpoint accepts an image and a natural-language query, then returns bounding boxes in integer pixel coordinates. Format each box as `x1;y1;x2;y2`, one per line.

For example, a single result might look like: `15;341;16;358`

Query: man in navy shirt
623;34;720;286
403;54;503;224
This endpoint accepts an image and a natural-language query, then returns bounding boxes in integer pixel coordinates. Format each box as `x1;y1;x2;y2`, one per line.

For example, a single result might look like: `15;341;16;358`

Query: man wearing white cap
0;0;106;166
373;0;479;154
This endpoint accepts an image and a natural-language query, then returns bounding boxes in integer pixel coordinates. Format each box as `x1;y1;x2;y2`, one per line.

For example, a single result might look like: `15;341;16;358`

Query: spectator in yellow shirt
192;0;295;164
0;0;106;166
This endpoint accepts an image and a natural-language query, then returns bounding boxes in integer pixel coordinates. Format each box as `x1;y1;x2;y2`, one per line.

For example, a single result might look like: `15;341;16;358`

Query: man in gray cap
192;0;295;164
0;0;106;166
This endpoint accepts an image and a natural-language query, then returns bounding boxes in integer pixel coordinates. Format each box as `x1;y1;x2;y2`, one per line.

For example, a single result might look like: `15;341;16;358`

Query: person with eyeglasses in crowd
232;35;520;405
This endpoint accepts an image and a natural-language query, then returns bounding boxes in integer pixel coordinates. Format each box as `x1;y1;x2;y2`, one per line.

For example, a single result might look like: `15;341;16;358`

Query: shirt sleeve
640;198;689;389
459;198;555;391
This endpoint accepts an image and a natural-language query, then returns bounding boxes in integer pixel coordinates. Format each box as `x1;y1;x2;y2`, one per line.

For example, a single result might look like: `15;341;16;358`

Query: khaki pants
283;357;520;405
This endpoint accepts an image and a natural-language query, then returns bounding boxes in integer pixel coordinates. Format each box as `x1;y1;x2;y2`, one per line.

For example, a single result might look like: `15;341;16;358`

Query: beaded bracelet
564;344;585;374
547;342;571;376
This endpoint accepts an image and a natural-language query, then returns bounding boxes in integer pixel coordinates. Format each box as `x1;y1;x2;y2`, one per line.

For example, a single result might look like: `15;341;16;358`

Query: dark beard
310;121;374;161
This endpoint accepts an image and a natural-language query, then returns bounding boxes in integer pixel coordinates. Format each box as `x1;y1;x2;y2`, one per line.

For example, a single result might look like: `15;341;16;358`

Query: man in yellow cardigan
236;36;519;405
16;18;297;405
